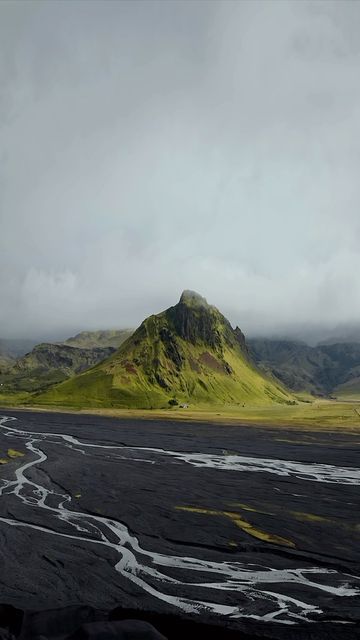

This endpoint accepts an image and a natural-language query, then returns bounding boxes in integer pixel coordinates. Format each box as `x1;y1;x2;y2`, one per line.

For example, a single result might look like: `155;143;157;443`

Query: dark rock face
234;326;246;349
165;293;249;363
165;291;240;355
166;302;221;349
248;338;360;395
159;328;183;370
154;372;169;389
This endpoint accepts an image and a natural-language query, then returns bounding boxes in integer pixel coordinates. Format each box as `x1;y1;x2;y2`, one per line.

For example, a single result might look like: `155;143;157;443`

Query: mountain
64;329;132;349
248;338;360;398
0;330;133;395
35;291;294;409
0;353;14;373
0;343;115;393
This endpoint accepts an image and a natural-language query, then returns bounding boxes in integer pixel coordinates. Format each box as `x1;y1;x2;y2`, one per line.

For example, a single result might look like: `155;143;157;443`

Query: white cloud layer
1;0;360;339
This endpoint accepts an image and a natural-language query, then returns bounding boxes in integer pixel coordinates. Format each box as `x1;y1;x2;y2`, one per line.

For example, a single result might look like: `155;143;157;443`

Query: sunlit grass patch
176;505;295;548
291;511;331;523
7;449;25;458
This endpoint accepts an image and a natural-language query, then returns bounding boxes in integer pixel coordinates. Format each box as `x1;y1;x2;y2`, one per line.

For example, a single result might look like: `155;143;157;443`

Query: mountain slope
0;354;14;373
0;343;115;393
0;330;133;395
36;291;294;409
248;339;360;397
64;329;132;349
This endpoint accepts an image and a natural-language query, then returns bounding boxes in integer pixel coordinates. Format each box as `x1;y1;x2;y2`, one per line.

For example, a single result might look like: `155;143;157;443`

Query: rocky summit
36;292;294;409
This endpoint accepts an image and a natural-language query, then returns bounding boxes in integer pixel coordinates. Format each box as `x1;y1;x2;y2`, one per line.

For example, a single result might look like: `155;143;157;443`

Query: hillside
36;291;295;409
248;339;360;398
0;353;14;373
0;343;115;393
0;330;132;395
64;329;132;349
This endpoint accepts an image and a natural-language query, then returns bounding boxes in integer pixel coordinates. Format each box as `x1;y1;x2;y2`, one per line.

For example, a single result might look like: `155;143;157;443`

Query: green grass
7;399;357;432
2;389;359;432
0;368;68;393
33;369;169;409
95;399;360;430
0;391;32;406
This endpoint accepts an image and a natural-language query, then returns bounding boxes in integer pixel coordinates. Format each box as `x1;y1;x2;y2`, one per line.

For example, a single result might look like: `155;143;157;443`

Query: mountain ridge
248;338;360;398
0;331;132;394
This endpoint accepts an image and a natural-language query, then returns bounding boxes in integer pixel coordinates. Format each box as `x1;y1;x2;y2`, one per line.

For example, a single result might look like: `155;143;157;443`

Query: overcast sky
1;0;360;340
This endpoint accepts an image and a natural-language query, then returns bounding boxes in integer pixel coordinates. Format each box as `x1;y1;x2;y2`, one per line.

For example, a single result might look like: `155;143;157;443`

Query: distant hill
0;353;14;373
0;330;133;395
0;343;116;393
35;291;294;409
248;339;360;398
64;329;132;349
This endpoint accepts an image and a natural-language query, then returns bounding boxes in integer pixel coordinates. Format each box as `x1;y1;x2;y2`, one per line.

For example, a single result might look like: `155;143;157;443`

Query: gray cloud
1;0;360;340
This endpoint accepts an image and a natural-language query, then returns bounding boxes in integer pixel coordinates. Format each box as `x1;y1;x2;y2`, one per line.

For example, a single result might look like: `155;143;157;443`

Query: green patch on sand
7;449;24;458
291;511;331;523
176;505;295;548
0;448;25;464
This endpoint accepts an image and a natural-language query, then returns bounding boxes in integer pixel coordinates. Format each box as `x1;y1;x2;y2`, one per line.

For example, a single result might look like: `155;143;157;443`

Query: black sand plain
0;409;359;639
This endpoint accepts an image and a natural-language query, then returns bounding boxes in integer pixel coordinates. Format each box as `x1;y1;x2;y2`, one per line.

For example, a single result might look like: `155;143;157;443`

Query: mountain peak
179;290;209;307
167;291;229;350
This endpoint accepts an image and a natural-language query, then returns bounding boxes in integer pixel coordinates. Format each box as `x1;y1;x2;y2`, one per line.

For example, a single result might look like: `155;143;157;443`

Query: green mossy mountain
36;291;294;409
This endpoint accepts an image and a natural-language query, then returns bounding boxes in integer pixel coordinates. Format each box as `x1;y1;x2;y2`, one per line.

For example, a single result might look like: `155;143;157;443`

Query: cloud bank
1;0;360;340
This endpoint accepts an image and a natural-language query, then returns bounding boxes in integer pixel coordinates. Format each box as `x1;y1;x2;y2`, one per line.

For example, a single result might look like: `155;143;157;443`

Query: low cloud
1;0;360;340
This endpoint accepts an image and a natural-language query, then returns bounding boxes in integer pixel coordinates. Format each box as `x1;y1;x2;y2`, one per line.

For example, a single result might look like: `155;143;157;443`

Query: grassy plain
1;395;359;432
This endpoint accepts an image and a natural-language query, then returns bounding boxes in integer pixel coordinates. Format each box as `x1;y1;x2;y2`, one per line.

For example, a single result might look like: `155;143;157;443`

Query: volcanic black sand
0;409;359;639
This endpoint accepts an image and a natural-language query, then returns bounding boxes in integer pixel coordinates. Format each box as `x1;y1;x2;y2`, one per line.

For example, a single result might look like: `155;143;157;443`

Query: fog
1;0;360;341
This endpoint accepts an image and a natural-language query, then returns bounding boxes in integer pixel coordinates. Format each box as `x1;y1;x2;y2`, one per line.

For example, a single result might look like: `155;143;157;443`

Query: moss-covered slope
36;291;294;409
0;343;115;393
